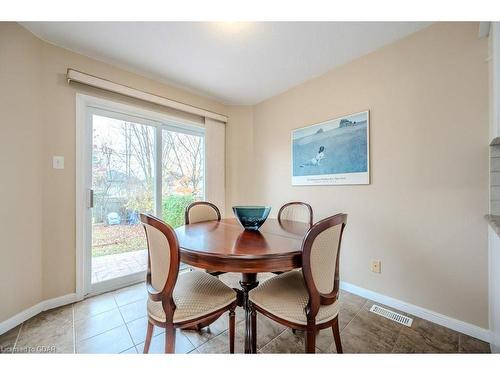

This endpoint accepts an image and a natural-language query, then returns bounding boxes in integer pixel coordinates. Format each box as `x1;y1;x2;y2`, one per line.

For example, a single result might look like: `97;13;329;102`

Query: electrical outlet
371;260;381;273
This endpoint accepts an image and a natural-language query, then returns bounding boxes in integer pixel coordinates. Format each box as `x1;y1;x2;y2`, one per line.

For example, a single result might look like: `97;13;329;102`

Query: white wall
0;22;230;325
228;22;490;328
0;21;491;335
0;23;44;322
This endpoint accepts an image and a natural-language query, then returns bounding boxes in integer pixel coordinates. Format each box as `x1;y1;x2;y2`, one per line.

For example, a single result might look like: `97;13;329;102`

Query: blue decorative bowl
232;206;271;231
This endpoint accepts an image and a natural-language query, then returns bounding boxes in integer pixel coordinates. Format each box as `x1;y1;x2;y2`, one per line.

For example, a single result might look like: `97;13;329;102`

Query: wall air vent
369;304;413;327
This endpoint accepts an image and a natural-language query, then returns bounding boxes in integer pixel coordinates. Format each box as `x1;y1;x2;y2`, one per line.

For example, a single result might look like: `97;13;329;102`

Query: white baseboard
0;293;78;336
0;283;492;346
340;281;492;343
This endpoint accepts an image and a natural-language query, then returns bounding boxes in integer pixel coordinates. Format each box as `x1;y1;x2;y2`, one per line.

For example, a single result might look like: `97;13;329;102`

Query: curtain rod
66;69;228;123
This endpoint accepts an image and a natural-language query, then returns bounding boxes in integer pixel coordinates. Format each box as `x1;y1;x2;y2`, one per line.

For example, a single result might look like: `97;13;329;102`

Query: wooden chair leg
143;321;154;353
165;325;176;353
229;308;235;353
251;305;257;353
305;324;316;353
332;316;343;353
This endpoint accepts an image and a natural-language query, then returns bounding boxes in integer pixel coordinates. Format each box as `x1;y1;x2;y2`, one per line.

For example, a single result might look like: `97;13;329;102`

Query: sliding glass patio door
85;105;204;294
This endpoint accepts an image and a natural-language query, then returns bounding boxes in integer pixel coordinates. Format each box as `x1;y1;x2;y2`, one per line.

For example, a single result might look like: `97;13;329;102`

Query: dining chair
248;213;347;353
274;202;314;277
185;201;225;277
185;201;221;224
277;201;314;226
140;213;237;353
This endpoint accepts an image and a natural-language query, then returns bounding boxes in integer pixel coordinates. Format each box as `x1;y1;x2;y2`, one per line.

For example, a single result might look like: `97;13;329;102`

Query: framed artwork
291;110;370;186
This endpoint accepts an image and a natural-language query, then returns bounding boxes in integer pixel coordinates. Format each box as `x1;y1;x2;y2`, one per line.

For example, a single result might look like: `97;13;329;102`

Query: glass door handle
88;189;94;208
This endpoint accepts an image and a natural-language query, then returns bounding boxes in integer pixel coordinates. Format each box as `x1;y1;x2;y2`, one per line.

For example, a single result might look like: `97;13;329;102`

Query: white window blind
204;117;226;217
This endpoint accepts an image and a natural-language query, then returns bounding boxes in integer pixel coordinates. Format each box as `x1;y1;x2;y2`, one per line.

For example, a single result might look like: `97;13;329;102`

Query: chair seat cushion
147;270;236;323
249;270;339;325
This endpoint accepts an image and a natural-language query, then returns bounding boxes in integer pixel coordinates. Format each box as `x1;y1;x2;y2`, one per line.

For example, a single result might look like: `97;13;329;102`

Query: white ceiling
21;22;431;105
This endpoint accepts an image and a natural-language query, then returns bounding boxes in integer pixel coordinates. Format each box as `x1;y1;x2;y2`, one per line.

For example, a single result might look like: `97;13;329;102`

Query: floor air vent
369;305;413;327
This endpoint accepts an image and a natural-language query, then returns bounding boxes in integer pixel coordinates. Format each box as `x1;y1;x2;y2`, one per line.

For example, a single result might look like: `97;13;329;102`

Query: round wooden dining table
175;218;311;353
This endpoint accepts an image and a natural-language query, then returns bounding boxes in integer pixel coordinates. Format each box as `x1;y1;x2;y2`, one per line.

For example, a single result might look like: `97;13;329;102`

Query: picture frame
291;110;370;186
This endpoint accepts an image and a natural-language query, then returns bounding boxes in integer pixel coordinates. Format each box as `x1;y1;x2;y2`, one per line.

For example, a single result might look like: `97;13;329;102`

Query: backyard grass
92;224;147;257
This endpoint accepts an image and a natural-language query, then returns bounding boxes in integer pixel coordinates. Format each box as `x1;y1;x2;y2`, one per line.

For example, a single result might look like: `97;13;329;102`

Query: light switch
53;156;65;169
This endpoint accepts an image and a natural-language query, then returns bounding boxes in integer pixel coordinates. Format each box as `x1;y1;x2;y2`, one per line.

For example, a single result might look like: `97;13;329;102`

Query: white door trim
75;93;88;300
75;93;205;297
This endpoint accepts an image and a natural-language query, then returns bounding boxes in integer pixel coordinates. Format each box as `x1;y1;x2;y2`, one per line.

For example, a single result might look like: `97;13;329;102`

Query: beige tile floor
0;273;491;354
